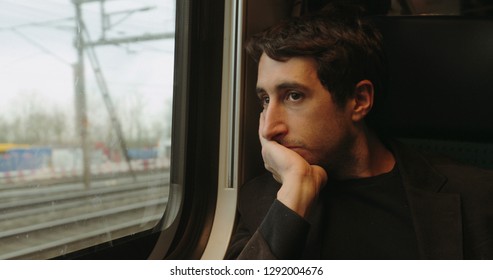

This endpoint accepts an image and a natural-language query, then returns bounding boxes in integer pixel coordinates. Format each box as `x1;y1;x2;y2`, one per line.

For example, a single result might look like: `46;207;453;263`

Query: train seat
370;16;493;169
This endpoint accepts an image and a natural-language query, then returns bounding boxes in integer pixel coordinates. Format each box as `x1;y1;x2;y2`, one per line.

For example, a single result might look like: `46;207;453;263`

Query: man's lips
285;145;301;149
284;145;304;152
278;140;305;151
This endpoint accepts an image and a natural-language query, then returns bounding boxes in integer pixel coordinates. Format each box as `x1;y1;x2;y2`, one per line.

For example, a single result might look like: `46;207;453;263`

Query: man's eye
287;92;302;101
261;96;270;106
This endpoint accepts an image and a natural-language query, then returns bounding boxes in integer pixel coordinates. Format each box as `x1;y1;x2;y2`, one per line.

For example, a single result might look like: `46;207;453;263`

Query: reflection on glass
0;0;175;259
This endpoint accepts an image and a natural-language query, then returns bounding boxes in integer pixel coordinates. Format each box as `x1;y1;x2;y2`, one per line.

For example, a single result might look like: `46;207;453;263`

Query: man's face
256;53;356;170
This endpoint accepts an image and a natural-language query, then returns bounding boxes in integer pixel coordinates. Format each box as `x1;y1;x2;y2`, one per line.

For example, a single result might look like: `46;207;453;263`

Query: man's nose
261;103;287;141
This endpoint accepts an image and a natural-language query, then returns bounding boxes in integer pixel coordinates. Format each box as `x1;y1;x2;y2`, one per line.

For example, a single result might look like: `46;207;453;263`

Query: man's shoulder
239;172;280;202
236;173;281;232
392;139;493;193
430;155;493;192
388;139;493;192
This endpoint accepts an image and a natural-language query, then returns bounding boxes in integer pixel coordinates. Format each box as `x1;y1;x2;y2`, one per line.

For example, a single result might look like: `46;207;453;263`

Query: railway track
0;170;170;259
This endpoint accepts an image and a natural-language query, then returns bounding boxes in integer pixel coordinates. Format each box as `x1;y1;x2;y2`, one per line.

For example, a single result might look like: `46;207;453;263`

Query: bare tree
7;90;70;145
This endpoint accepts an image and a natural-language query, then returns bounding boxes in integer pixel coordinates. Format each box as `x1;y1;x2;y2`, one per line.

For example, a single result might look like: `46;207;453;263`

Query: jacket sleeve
225;199;310;259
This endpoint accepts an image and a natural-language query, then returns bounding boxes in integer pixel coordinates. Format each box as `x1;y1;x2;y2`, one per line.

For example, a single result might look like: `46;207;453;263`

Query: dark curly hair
246;4;387;108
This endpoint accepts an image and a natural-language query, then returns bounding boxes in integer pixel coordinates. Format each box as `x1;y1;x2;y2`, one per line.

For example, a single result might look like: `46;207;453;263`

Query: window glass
0;0;174;259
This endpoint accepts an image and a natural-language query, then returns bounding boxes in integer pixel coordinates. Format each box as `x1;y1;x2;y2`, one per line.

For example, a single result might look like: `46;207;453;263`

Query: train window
0;0;175;259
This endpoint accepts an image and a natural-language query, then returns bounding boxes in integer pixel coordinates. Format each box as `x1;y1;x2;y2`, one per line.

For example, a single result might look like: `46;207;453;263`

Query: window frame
58;0;225;260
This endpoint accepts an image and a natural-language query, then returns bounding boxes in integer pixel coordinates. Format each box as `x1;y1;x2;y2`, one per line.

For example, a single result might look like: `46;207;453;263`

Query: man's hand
259;113;327;217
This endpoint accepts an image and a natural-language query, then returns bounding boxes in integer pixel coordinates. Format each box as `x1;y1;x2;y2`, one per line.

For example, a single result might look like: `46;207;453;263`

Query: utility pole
74;1;91;188
72;0;174;184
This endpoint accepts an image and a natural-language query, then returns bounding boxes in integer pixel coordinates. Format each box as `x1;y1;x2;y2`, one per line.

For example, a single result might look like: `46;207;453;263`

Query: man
225;5;493;259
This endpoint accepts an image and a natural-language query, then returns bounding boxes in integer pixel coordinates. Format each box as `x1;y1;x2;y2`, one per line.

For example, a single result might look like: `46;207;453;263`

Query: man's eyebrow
256;82;310;98
276;82;310;92
256;87;266;99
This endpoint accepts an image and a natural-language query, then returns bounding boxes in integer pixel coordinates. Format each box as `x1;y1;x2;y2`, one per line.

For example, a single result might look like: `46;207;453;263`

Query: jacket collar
389;139;463;259
388;139;447;193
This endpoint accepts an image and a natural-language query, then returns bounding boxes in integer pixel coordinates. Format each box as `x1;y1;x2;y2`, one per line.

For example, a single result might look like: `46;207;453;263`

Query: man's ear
351;80;374;122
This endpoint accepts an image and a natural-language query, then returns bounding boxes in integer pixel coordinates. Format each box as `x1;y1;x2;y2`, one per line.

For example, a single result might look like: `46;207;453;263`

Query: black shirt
321;165;420;259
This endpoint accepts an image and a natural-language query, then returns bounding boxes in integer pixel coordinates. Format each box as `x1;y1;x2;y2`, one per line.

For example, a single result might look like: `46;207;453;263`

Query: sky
0;0;175;130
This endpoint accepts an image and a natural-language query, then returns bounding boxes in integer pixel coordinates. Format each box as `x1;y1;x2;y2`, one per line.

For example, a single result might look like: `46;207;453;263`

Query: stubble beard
316;131;358;181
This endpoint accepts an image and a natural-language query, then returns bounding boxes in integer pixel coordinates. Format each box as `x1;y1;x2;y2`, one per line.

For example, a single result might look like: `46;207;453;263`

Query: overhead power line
0;17;75;31
12;29;72;65
85;32;174;46
72;0;175;187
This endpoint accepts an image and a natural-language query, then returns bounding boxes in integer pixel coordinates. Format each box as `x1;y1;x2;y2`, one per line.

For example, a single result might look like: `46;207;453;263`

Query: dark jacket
225;140;493;259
